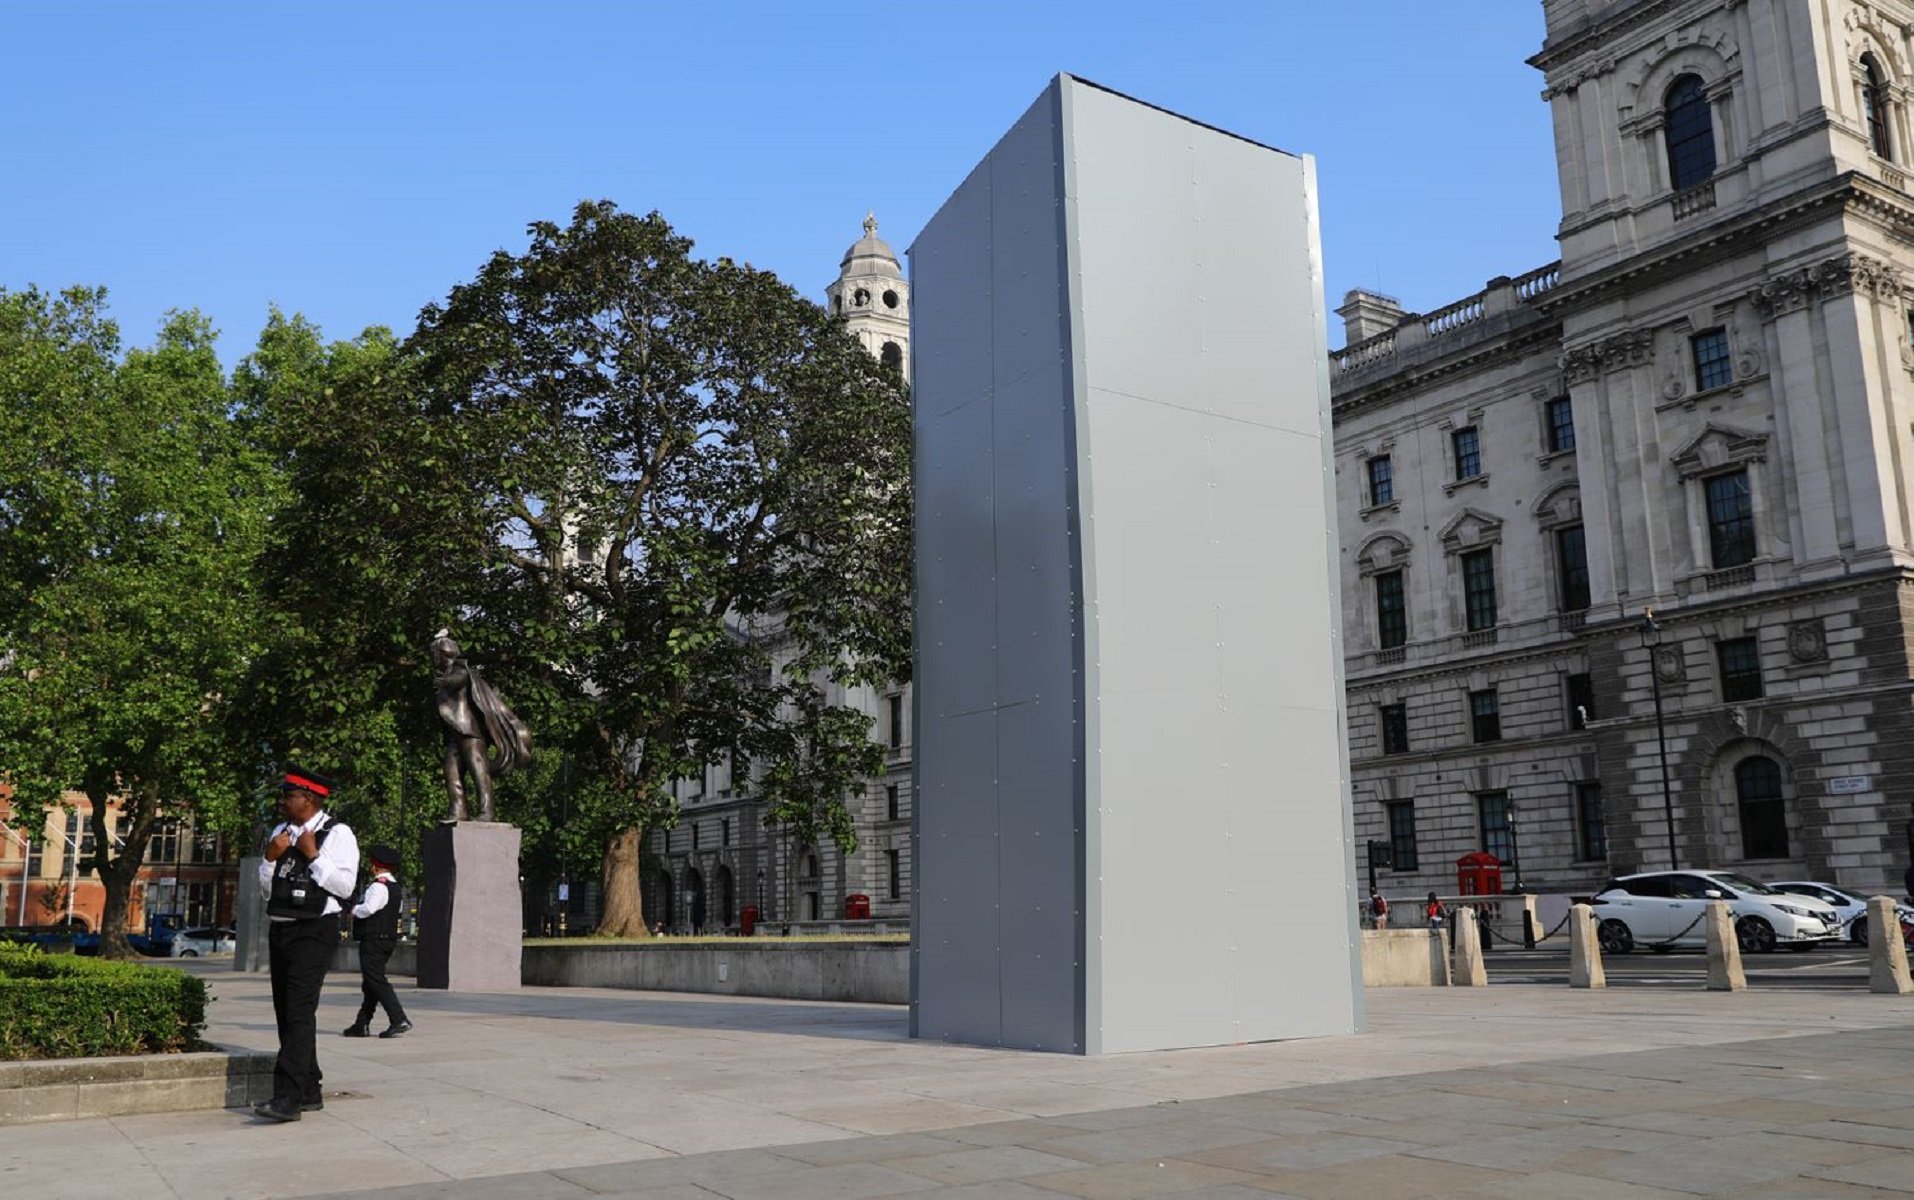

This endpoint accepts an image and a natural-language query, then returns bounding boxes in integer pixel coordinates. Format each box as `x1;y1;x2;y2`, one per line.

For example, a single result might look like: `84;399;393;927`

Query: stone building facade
1342;0;1914;902
644;219;913;932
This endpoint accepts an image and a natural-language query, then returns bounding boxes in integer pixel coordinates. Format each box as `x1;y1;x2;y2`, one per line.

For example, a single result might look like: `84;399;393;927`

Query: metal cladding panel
910;79;1081;1050
1061;78;1359;1053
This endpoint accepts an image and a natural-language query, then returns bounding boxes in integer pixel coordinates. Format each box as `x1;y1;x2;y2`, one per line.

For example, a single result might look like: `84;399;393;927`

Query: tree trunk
596;826;650;937
98;864;135;960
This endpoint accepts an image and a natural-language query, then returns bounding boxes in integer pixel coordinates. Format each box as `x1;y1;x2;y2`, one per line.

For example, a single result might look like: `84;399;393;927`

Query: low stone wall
0;1046;274;1125
1361;928;1451;987
520;940;908;1004
331;941;419;977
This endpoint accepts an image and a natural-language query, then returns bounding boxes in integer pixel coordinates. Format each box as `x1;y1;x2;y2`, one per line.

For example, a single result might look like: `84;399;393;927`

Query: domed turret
825;213;910;375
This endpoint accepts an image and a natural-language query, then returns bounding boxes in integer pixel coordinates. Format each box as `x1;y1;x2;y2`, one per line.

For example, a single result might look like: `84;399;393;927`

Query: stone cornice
1560;329;1654;384
1330;321;1563;419
1529;0;1694;75
1541;173;1914;315
1751;251;1905;319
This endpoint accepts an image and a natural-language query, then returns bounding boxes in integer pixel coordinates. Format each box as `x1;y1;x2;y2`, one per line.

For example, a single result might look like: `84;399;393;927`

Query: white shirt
352;873;395;920
256;811;359;919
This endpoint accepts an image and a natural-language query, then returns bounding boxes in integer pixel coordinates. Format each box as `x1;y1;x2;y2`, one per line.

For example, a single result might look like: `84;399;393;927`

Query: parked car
1767;881;1914;946
170;927;236;957
1591;870;1840;954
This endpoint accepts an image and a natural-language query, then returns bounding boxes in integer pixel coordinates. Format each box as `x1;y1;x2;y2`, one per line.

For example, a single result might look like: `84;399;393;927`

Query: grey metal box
910;75;1361;1054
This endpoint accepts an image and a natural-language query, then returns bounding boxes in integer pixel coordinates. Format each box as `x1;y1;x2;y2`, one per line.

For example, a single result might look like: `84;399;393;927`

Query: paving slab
1;963;1912;1199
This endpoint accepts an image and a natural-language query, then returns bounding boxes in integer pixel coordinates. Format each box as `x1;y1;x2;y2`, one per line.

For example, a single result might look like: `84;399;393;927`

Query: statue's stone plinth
417;822;521;990
233;855;268;974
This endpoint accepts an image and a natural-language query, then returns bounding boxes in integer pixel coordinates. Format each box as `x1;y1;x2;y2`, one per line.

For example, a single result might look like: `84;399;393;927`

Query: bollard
1866;896;1913;995
1452;903;1487;986
1704;900;1746;991
1568;903;1605;989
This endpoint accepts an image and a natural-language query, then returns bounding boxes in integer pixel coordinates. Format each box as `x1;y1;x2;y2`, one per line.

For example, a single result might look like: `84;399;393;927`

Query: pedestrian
253;765;359;1124
1425;891;1446;929
1368;889;1390;929
344;844;411;1040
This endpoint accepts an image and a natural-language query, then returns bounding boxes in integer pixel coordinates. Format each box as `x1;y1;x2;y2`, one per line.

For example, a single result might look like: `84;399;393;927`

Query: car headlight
1774;904;1817;919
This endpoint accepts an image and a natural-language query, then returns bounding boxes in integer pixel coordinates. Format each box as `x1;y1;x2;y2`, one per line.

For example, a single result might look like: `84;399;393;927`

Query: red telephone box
843;893;871;920
1456;851;1504;896
740;905;759;937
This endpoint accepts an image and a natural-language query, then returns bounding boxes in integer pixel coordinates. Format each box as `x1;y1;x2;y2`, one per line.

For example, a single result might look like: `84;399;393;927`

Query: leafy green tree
0;287;276;957
397;201;913;935
229;312;460;876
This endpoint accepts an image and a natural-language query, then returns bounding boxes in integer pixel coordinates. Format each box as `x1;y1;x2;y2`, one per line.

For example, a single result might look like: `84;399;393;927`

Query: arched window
1664;74;1717;191
880;341;902;370
1734;755;1788;859
1863;54;1894;160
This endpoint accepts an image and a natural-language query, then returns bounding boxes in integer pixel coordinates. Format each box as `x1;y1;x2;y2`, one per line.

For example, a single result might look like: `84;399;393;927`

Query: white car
171;927;236;957
1768;881;1914;946
1591;870;1840;954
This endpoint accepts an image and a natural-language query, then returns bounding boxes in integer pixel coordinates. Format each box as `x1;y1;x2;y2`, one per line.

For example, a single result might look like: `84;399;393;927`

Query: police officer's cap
368;844;402;868
279;765;334;797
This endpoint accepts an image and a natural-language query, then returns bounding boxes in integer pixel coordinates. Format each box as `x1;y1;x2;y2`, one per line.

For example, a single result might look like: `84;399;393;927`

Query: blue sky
1;2;1562;363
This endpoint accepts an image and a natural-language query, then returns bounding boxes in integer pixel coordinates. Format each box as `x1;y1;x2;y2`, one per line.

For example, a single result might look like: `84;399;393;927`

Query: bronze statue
431;632;532;822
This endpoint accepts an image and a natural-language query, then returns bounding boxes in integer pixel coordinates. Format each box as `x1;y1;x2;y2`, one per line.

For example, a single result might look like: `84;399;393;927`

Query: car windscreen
1708;872;1779;895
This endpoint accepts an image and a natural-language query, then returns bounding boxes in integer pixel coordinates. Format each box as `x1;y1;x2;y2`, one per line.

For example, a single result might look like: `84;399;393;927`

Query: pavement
3;960;1914;1199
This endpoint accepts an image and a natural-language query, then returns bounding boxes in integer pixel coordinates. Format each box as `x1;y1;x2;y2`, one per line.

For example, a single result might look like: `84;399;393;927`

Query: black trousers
268;913;338;1104
354;938;407;1026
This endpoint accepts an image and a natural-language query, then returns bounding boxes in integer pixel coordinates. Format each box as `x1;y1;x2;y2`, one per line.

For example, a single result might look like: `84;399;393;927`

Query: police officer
344;844;411;1039
253;765;358;1123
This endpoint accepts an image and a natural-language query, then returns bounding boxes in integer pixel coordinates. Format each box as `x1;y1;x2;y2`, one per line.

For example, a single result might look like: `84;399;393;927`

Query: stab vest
354;876;403;942
267;818;338;919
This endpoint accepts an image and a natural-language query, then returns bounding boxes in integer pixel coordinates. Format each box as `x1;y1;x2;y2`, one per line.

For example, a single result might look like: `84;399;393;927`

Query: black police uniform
348;862;409;1035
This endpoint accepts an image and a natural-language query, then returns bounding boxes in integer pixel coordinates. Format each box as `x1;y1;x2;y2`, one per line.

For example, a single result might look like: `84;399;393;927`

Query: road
1483;942;1874;989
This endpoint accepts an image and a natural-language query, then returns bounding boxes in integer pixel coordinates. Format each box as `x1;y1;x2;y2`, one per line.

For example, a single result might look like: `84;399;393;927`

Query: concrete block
1568;903;1605;988
418;821;523;991
0;1048;272;1125
1866;896;1913;994
1452;910;1487;986
1360;929;1451;986
1704;901;1746;991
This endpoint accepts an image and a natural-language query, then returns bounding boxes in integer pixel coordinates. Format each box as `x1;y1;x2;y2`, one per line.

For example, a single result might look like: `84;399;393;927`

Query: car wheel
1736;916;1777;954
1851;920;1870;947
181;949;197;958
1598;919;1634;954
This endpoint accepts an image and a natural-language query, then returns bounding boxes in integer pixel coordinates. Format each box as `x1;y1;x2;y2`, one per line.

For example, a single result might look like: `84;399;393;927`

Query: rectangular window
1545;396;1575;454
1470;688;1501;743
1705;469;1755;567
186;881;215;927
1566;672;1595;729
887;849;901;900
147;820;180;864
1375;569;1407;649
1555;524;1590;612
1692;328;1733;392
1452;426;1482;481
1576;782;1608;861
691;823;700;851
189;829;221;865
722;819;731;847
886;783;900;822
1477;791;1514;865
1461;548;1497;631
1379;704;1409;755
1717;636;1764;701
1386;801;1419;872
888;694;904;749
1366;455;1394;507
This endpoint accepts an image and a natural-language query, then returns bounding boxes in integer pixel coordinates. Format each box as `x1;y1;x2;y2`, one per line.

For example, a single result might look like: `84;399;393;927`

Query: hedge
0;943;208;1060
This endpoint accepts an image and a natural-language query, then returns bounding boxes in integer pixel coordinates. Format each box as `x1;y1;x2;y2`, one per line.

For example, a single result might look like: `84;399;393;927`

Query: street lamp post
1642;609;1679;871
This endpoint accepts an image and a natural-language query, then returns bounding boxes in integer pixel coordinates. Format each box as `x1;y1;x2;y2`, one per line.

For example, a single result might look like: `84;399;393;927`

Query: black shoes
342;1023;371;1038
252;1097;301;1123
379;1019;413;1039
300;1097;324;1112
